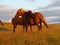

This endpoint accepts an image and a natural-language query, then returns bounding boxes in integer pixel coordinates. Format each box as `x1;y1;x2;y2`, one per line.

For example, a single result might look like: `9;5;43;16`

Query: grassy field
0;22;60;45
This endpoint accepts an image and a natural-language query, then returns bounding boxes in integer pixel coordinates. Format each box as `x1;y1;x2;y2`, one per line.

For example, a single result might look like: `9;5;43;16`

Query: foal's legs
13;25;17;32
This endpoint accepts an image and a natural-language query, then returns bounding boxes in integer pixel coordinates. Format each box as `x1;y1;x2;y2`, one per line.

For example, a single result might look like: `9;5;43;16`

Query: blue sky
0;0;60;23
0;0;54;10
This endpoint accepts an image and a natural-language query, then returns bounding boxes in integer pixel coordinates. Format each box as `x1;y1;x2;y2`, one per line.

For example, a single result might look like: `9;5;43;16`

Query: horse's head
26;10;35;18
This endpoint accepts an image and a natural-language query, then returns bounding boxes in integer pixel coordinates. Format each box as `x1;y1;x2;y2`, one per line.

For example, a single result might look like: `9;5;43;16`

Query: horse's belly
18;22;23;25
35;17;40;23
30;18;34;25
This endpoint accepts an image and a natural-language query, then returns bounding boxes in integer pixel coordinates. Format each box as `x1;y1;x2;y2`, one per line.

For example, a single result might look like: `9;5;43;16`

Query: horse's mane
15;8;26;17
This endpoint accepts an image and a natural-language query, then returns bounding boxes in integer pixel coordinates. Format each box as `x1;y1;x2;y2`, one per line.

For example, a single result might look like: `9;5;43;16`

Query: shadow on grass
0;27;12;32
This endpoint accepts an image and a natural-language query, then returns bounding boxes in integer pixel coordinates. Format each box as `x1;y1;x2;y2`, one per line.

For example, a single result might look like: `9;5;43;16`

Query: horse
29;12;49;31
0;20;4;25
22;10;35;32
12;10;34;32
12;8;49;32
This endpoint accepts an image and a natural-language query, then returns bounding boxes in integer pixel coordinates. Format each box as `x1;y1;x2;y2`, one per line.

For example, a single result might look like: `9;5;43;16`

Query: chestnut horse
30;12;49;31
0;20;4;25
12;8;49;32
12;10;34;32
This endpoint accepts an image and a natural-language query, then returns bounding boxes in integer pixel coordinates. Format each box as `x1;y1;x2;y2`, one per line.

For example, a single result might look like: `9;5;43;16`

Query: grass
0;22;60;45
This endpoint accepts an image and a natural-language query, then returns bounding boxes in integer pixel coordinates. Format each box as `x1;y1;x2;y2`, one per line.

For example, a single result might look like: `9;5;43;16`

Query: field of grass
0;22;60;45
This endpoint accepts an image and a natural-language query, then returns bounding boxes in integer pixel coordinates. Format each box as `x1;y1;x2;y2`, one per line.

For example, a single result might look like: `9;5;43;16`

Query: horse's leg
39;19;42;30
26;24;28;32
23;25;25;32
34;21;40;31
39;22;42;30
37;25;40;31
30;25;32;32
37;22;43;31
13;25;17;32
23;25;28;32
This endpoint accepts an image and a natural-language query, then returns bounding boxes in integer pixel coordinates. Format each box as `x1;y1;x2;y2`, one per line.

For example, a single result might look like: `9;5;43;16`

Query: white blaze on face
19;16;22;18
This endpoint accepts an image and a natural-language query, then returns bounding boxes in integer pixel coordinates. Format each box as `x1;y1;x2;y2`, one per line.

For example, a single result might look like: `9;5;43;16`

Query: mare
12;9;34;32
12;8;49;32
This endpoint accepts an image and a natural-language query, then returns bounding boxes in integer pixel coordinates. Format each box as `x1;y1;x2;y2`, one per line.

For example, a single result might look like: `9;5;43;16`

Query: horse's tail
38;13;49;29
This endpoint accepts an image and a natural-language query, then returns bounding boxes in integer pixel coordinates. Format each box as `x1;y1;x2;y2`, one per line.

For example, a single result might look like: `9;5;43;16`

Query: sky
0;0;55;10
0;0;60;23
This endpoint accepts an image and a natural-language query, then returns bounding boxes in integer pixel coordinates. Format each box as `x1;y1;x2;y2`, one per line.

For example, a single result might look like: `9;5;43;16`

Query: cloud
55;0;59;1
0;4;30;22
0;4;18;22
0;0;2;1
0;9;17;22
0;4;11;8
29;0;36;1
24;0;36;2
43;0;60;9
51;0;60;2
45;16;60;24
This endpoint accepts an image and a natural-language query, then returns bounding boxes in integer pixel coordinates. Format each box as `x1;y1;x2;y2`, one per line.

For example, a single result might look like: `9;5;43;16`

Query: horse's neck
15;10;26;17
